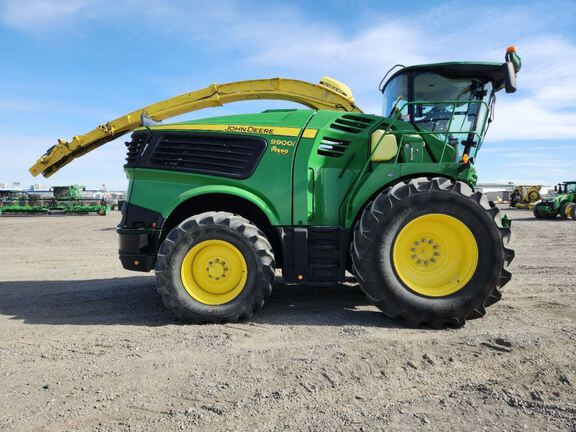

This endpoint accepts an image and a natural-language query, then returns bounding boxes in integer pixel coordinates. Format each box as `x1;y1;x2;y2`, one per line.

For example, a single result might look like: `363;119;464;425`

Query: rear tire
560;203;570;219
155;211;275;323
351;177;514;328
569;203;576;220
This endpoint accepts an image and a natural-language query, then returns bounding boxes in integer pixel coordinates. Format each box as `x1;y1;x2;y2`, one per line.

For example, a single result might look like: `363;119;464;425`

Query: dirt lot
0;209;575;431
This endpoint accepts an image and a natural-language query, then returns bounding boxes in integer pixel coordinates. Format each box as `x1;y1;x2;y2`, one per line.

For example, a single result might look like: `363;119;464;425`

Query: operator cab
556;182;576;194
380;50;520;162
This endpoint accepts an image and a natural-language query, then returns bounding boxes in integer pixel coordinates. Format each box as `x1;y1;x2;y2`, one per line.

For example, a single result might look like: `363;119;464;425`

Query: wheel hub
393;214;478;297
180;240;248;305
206;258;229;280
410;236;442;267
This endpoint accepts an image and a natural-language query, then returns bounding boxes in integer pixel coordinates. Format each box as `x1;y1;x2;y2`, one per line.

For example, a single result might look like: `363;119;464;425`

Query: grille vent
147;133;266;179
124;132;150;167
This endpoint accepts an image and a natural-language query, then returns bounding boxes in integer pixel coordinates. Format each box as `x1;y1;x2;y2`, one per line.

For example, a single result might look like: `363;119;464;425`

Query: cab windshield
412;73;492;138
382;70;494;158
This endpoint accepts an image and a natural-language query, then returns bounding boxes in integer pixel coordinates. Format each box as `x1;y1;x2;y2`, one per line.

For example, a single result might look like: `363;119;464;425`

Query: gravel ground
0;209;575;431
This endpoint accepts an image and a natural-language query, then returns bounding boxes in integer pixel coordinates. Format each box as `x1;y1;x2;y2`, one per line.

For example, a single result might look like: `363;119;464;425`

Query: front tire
351;177;514;328
155;211;275;323
533;205;545;219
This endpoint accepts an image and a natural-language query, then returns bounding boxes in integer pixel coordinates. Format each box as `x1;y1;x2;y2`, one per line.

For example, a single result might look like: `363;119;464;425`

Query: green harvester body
127;108;478;228
119;55;520;283
27;48;522;326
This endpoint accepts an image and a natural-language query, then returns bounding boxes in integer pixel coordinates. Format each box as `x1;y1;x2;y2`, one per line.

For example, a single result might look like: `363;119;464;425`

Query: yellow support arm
29;76;362;178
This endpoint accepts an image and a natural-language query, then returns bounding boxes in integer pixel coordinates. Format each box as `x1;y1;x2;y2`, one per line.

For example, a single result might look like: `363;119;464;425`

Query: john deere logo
225;125;274;135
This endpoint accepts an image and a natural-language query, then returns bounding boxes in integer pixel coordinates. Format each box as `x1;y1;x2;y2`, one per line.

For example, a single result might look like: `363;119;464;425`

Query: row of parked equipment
0;185;116;216
509;182;576;220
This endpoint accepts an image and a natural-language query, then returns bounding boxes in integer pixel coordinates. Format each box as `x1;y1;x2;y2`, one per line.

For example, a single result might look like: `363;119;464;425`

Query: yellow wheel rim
392;214;478;297
180;240;248;305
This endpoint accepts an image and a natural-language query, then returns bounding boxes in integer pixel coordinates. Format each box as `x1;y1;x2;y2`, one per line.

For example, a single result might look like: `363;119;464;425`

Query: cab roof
389;62;506;90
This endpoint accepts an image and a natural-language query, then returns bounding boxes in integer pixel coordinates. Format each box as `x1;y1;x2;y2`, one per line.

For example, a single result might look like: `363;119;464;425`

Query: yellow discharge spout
29;77;362;178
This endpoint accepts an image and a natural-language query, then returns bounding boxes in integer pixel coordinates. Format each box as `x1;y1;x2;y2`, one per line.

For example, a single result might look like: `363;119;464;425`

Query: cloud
488;98;576;141
0;0;93;29
476;136;576;184
0;134;128;190
2;1;575;187
238;8;576;142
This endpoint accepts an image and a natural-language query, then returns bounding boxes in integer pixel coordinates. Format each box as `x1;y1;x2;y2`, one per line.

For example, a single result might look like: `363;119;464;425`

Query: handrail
343;99;491;222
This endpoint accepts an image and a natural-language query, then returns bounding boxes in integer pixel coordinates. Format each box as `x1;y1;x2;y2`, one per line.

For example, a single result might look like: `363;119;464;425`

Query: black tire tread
155;211;275;323
351;177;514;328
560;203;569;220
533;205;544;219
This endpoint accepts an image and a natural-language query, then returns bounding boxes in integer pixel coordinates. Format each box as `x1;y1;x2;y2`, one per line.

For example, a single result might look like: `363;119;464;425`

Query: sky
0;0;575;190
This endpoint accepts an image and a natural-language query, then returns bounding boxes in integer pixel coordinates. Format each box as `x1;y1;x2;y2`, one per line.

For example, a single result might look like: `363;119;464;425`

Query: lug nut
434;252;440;256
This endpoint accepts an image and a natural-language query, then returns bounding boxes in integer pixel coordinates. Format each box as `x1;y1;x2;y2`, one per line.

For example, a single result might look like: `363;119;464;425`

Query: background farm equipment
49;185;109;215
0;190;50;215
510;185;541;209
533;181;576;219
0;185;109;216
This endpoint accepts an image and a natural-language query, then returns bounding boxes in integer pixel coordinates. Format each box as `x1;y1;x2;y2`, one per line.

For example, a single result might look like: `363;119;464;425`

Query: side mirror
503;46;521;94
503;61;517;93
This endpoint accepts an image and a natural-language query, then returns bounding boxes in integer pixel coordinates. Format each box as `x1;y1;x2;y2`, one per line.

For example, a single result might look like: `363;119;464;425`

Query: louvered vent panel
317;137;350;158
124;132;150;167
147;133;266;179
330;114;375;134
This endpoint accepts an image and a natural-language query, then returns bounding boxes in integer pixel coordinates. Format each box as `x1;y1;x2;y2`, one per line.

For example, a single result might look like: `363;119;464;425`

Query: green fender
162;185;281;226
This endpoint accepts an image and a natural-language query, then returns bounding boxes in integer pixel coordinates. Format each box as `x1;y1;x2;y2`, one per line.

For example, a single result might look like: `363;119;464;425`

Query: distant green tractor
534;181;576;220
31;47;521;327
